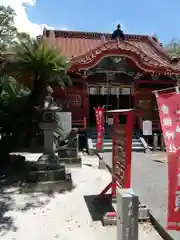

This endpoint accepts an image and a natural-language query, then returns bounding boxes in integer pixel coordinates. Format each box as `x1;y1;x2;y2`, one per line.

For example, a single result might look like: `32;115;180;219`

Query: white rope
154;90;158;98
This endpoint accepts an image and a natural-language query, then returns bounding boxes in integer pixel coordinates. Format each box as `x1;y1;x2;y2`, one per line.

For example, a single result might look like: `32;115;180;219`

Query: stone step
87;129;145;153
90;145;145;152
92;142;143;148
91;140;144;152
91;139;142;144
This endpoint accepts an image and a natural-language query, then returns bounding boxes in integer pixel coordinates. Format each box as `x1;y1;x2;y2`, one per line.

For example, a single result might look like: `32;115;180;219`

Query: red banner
94;107;104;151
156;91;180;230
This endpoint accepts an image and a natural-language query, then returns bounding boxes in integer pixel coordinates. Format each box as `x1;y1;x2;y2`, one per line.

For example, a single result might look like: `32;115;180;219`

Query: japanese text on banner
156;91;180;230
94;107;104;151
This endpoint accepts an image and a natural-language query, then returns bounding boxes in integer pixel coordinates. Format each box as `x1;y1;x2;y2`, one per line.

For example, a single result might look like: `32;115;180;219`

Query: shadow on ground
84;195;115;223
0;154;73;236
0;187;53;237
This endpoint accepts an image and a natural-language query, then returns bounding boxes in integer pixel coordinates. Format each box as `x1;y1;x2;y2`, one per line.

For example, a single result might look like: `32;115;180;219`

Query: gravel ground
0;153;162;240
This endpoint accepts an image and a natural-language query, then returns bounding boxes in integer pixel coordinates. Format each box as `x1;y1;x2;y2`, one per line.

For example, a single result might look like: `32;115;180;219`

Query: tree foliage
0;36;71;161
165;39;180;57
0;5;35;51
0;5;17;51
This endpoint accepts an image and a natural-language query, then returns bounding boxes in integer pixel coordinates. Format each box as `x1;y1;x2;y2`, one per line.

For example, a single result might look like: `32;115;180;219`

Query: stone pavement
0;153;161;240
102;152;178;240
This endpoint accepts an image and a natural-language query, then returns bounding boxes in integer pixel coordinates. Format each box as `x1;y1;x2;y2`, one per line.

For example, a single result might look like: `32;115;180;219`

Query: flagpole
152;86;180;95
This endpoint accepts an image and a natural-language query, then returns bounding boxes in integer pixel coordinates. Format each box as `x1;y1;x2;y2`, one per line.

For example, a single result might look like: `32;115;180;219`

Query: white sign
143;120;152;136
107;117;113;125
121;88;131;95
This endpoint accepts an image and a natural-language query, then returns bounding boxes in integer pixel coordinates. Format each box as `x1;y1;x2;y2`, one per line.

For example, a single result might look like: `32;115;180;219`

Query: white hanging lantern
100;86;105;95
89;87;98;95
111;87;117;95
116;87;119;96
103;87;109;95
121;87;131;95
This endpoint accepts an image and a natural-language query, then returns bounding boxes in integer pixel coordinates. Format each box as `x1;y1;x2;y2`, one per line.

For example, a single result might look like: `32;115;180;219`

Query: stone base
22;152;73;193
102;213;117;226
138;204;150;221
99;159;106;169
102;205;150;226
37;153;61;166
21;177;73;194
59;156;82;167
58;148;79;158
27;168;66;182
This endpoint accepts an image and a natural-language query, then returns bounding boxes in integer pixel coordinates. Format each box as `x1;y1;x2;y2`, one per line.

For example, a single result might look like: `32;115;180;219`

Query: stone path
0;153;162;240
102;151;178;240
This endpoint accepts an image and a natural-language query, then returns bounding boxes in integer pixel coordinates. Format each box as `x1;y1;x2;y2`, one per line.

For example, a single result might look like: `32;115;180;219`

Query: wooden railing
72;117;87;131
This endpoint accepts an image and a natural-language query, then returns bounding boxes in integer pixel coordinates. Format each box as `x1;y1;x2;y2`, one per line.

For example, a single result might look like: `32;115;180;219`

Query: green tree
0;38;71;160
16;32;33;45
165;39;180;57
0;5;17;51
8;38;71;105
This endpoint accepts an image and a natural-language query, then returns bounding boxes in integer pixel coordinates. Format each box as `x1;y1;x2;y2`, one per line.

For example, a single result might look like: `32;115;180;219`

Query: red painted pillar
112;114;119;197
124;112;133;188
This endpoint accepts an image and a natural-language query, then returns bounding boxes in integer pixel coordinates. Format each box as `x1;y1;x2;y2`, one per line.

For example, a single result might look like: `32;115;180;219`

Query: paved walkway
0;153;161;240
102;152;178;240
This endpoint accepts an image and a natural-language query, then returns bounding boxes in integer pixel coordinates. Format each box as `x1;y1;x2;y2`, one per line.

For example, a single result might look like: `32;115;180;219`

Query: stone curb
149;212;174;240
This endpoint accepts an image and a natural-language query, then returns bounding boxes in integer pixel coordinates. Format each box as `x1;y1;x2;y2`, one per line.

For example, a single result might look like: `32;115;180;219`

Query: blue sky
26;0;180;44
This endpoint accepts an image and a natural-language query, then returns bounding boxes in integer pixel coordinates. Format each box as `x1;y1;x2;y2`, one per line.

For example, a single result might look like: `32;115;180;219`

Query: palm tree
6;38;71;107
0;38;72;159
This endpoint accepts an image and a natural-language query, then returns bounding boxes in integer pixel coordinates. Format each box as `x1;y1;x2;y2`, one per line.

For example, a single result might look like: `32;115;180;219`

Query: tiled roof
44;30;180;74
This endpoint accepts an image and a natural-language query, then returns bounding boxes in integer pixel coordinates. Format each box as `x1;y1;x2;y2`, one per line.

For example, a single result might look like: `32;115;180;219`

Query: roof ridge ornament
112;24;125;40
101;35;106;43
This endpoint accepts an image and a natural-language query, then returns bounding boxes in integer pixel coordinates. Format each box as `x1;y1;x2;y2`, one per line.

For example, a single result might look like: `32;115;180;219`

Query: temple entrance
89;93;133;126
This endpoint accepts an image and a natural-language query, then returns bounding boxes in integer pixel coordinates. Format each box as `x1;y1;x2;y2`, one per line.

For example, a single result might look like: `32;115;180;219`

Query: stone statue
44;85;54;109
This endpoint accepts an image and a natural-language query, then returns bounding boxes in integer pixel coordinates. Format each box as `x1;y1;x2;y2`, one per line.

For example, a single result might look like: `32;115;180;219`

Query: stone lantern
38;105;62;165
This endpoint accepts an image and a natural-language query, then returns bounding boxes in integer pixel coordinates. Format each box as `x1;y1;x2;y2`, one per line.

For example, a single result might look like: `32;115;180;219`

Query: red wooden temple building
42;27;180;132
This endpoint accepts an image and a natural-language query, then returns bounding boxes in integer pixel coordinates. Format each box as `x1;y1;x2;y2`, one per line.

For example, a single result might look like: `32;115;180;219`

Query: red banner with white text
94;107;104;151
156;91;180;230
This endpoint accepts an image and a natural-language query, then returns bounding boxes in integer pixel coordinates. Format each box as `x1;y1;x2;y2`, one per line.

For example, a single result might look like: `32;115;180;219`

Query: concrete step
91;139;142;144
87;129;145;153
91;144;144;152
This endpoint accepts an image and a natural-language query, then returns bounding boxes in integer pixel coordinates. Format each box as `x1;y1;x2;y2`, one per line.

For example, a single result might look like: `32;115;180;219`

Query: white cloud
0;0;54;37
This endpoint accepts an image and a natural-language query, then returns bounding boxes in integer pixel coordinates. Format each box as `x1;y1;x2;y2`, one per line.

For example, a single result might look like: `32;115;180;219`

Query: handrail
72;117;87;130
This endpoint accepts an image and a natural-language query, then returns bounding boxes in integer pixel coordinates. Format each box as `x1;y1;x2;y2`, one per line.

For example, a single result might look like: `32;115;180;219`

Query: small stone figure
112;24;125;40
44;85;54;109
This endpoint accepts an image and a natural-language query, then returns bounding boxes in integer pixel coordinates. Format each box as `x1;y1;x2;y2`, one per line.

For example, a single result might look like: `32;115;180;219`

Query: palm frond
5;38;71;88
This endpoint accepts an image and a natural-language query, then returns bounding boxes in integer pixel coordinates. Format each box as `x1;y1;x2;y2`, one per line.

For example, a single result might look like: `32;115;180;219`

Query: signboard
142;120;152;136
155;90;180;230
114;124;126;187
107;117;113;125
94;107;104;151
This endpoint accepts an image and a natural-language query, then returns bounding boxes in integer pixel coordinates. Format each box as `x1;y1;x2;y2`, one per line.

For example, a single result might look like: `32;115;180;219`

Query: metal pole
160;133;165;151
117;188;139;240
106;72;109;111
153;133;158;151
